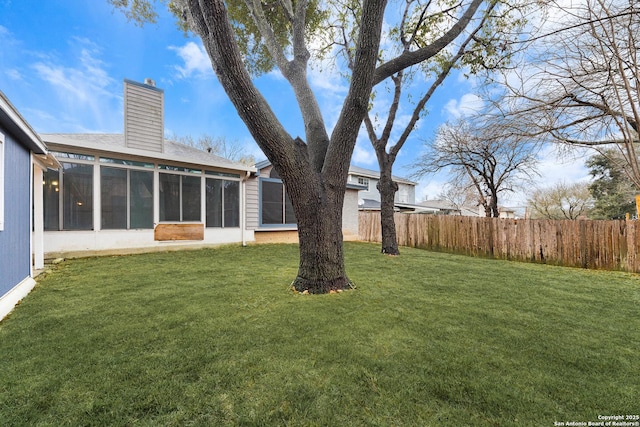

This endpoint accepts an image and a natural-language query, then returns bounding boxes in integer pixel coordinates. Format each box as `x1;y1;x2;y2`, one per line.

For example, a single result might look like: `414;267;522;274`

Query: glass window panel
159;173;180;221
224;180;240;227
159;165;201;174
43;168;60;231
62;162;93;230
262;180;283;224
130;170;153;229
52;152;94;161
182;175;201;221
100;157;154;168
101;167;127;229
206;178;222;228
205;170;240;178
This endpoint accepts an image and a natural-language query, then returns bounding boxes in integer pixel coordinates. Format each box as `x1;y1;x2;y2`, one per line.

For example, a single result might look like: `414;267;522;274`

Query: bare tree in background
412;117;540;217
497;0;640;188
527;181;594;219
438;183;480;213
170;134;256;165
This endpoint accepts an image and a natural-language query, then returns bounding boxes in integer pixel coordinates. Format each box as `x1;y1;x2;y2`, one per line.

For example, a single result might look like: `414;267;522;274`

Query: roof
255;160;416;186
0;90;48;155
40;133;255;173
348;165;417;186
358;198;381;210
418;200;483;216
417;200;459;211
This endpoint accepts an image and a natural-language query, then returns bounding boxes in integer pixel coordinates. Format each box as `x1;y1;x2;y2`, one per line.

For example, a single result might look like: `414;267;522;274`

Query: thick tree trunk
185;0;387;293
377;169;400;255
489;193;499;217
292;195;351;293
286;171;352;293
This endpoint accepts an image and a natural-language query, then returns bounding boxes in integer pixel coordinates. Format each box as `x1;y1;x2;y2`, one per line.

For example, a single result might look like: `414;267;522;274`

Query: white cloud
443;93;483;120
536;145;591;186
30;39;120;132
309;66;348;95
5;68;21;80
415;178;448;202
352;142;377;166
33;49;115;103
170;41;213;78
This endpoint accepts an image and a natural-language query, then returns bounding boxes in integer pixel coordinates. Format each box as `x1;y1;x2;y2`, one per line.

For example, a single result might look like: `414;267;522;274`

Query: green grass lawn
1;242;639;426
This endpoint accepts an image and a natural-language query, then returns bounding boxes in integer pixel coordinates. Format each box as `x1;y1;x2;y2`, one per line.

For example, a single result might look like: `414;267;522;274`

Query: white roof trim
0;91;48;154
348;165;417;185
41;133;255;173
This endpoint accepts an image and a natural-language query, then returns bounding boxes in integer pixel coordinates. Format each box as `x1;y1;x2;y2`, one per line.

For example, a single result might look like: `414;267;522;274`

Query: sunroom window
44;162;94;230
101;166;153;229
205;178;240;227
159;173;201;222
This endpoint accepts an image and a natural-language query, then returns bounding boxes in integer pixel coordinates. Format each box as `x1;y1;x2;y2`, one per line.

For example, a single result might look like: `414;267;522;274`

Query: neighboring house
416;200;463;215
0;90;57;320
247;161;366;242
417;200;516;218
416;200;482;216
40;79;256;259
498;207;516;219
347;165;417;210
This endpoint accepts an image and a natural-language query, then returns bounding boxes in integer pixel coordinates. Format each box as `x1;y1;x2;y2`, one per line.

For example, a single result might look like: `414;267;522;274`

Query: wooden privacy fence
359;211;640;273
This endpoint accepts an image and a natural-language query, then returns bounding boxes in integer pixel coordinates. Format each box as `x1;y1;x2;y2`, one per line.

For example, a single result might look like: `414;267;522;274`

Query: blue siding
0;127;31;295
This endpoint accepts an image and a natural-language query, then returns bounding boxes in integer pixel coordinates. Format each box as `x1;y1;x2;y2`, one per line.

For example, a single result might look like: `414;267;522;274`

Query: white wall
44;228;255;258
342;189;360;236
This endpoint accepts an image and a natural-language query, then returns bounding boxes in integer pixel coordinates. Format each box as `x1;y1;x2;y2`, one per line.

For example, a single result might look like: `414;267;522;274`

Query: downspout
29;153;34;277
242;170;249;247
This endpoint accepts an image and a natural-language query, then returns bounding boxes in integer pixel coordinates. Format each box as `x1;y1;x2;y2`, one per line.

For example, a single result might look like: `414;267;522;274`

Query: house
40;79;256;259
0;90;57;320
416;200;462;215
416;200;482;216
498;207;516;219
347;165;417;211
39;79;367;257
247;160;366;242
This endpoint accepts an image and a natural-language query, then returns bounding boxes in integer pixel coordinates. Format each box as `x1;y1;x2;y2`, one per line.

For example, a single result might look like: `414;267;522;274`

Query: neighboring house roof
417;200;459;211
416;200;483;216
348;165;417;186
460;205;482;217
357;199;438;212
358;198;381;210
40;133;255;173
254;160;416;187
0;90;47;155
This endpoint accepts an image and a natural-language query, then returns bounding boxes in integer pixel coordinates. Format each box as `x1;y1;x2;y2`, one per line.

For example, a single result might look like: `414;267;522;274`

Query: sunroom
40;79;255;258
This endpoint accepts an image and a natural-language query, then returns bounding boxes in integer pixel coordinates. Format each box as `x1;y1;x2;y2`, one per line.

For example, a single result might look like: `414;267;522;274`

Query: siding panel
245;177;259;229
124;81;164;153
0;129;31;295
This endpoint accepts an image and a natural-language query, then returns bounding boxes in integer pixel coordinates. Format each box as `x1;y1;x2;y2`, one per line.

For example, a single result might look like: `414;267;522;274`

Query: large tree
412;117;539;217
587;150;636;219
329;0;531;254
111;0;495;293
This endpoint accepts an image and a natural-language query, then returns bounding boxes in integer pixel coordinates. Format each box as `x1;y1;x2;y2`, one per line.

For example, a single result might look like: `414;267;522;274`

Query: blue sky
0;0;590;208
